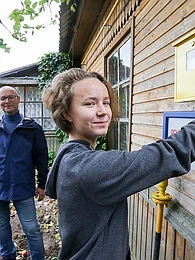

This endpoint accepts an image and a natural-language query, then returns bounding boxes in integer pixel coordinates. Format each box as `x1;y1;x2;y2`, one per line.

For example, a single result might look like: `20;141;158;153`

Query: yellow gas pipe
152;180;172;260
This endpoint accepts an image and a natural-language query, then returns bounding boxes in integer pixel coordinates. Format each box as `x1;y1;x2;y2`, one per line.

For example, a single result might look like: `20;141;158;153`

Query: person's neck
4;111;21;121
68;135;96;149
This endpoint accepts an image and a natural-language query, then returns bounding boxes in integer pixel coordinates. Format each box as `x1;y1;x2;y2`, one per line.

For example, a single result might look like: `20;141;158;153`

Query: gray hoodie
46;121;195;260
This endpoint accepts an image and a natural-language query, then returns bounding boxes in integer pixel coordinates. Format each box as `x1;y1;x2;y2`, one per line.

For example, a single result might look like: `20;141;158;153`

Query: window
107;38;131;151
17;86;55;131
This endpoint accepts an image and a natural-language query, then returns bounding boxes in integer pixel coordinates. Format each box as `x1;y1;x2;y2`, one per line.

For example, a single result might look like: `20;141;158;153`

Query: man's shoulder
23;116;35;122
22;117;43;130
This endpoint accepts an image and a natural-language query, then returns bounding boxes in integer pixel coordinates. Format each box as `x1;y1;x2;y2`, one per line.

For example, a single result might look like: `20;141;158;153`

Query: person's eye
85;102;95;106
103;101;110;106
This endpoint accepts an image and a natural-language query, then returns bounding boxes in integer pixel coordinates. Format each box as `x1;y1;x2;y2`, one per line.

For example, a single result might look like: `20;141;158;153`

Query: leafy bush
38;51;72;152
48;150;56;168
38;51;72;92
55;127;68;144
95;136;107;150
55;127;107;150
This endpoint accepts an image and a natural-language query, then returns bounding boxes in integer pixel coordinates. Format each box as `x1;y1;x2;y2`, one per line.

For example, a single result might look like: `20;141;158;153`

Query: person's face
0;87;20;115
67;78;112;146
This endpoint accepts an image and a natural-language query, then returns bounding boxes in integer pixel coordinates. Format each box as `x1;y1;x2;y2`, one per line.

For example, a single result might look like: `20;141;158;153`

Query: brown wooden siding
129;192;195;260
80;0;195;258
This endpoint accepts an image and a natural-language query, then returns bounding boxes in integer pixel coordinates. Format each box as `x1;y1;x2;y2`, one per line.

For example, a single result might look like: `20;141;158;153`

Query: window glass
17;87;24;101
108;124;119;150
107;37;131;151
25;103;42;117
43;118;56;131
43;106;52;117
120;122;129;150
16;86;55;131
119;39;131;81
108;52;118;85
34;118;41;125
119;84;129;118
26;87;41;101
19;103;24;114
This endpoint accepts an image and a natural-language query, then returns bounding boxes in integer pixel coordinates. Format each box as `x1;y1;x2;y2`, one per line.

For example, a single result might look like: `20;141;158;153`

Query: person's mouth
93;121;108;126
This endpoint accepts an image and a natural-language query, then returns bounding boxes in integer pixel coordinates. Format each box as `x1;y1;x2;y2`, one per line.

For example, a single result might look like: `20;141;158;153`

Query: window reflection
119;84;129;118
16;86;55;130
108;52;118;85
107;38;131;151
119;40;131;81
120;122;129;150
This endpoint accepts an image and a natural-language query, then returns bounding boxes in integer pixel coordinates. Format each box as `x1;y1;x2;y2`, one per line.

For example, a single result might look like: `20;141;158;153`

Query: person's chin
97;130;108;136
5;110;14;115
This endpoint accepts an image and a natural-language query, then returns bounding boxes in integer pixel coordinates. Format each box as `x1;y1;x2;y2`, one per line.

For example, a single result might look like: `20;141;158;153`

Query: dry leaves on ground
0;196;60;260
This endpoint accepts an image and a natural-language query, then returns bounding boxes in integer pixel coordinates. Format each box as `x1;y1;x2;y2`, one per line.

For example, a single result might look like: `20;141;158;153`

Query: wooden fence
45;131;60;153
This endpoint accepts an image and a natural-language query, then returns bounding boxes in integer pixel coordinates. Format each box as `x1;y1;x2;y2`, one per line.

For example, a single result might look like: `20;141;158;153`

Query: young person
0;86;48;260
42;68;195;260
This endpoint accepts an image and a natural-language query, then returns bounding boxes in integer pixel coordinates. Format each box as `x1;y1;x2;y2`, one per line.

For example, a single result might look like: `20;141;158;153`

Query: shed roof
0;62;39;78
0;62;39;87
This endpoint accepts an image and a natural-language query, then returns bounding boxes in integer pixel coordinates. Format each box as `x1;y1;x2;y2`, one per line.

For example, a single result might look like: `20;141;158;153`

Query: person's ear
63;112;72;122
66;116;72;122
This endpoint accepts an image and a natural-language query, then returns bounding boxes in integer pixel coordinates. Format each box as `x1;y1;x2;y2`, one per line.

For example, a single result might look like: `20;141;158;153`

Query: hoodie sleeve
79;120;195;206
32;124;49;189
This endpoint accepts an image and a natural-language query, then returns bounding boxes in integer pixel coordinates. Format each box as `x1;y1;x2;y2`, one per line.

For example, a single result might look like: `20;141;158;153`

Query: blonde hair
42;68;119;133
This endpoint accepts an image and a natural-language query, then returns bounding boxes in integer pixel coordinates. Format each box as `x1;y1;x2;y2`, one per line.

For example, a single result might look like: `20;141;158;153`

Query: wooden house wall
128;192;195;260
80;0;195;259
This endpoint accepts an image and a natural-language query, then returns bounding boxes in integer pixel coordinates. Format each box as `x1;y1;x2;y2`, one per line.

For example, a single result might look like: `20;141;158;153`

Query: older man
0;86;48;260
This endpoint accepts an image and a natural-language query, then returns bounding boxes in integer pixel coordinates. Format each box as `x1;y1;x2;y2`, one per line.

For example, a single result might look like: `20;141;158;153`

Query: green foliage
38;51;72;91
0;0;77;52
55;127;107;150
38;51;72;150
95;136;107;151
48;149;56;167
0;38;11;53
55;127;68;144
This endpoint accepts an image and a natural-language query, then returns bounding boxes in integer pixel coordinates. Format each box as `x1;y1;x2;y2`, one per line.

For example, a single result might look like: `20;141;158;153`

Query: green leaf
39;0;47;5
13;23;21;31
23;23;31;29
70;4;76;12
0;0;76;52
32;2;38;8
24;0;32;5
20;36;27;42
36;24;43;30
0;39;11;53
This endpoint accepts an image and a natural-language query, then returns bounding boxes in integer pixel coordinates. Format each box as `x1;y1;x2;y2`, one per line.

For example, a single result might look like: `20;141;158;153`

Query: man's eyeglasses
0;95;18;101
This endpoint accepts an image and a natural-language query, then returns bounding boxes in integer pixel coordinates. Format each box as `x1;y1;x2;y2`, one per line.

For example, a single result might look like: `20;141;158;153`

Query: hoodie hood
45;140;92;199
45;143;74;199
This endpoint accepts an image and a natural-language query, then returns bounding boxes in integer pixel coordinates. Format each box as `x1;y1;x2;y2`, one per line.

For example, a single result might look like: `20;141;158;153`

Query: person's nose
4;98;10;103
96;103;107;116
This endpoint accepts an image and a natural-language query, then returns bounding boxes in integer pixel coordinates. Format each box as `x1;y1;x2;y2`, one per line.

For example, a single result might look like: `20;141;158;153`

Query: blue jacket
0;115;48;201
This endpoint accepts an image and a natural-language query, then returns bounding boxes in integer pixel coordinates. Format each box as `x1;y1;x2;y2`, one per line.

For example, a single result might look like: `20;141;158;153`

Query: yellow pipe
152;180;172;205
81;0;120;65
155;203;164;233
152;180;172;231
152;180;172;260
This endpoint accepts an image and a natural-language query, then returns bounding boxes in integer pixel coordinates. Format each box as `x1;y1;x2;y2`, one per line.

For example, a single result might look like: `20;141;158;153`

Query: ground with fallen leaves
0;197;60;260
